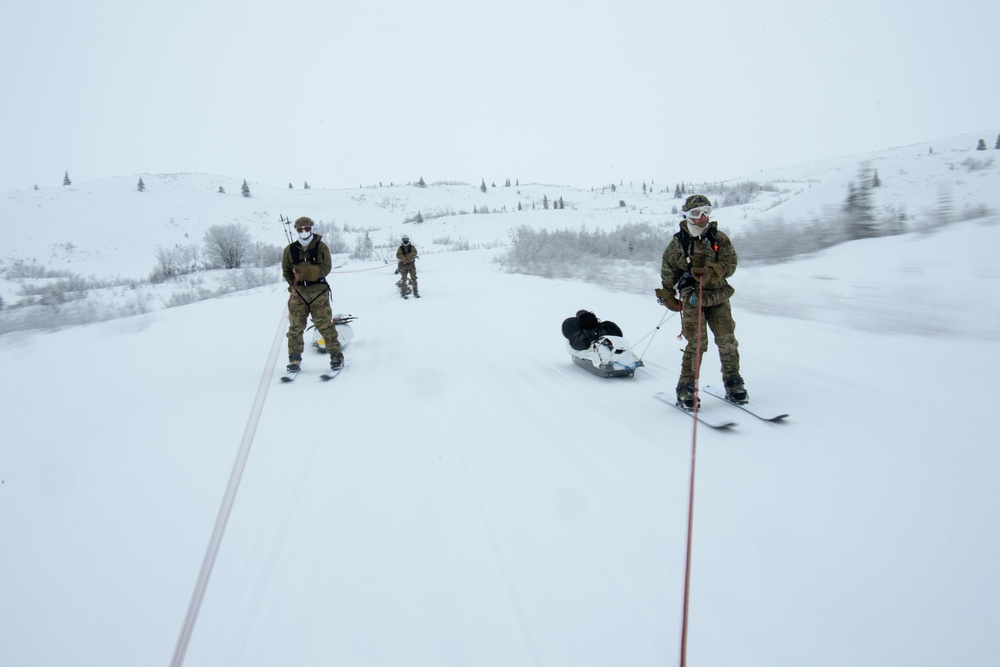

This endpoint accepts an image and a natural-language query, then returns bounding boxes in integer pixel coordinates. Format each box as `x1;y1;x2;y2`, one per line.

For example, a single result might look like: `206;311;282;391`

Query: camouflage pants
678;295;740;385
287;285;341;361
399;263;417;295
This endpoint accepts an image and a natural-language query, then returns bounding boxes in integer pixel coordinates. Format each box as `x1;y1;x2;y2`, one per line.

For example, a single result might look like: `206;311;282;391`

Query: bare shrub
203;223;252;269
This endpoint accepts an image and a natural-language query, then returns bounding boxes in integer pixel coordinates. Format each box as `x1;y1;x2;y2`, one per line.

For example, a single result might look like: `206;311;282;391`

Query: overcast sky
2;0;998;191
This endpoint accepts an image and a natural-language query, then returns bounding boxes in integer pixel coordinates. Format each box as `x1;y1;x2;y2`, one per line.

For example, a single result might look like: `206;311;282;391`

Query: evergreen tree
995;134;1000;150
137;177;145;192
218;186;225;194
977;138;987;150
63;170;71;186
871;169;881;188
844;164;878;239
241;179;251;197
558;197;565;209
674;184;682;198
480;178;487;193
304;181;310;189
33;184;39;191
517;201;522;211
542;195;549;210
611;183;616;192
351;232;374;260
417;176;426;187
288;182;293;189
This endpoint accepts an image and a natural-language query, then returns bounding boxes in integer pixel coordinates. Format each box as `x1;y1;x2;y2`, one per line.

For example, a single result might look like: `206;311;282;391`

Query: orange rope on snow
329;262;396;275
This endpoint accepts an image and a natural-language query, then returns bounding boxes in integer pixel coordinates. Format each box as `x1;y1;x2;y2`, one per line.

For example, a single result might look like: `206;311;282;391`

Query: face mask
297;229;313;244
686;219;708;237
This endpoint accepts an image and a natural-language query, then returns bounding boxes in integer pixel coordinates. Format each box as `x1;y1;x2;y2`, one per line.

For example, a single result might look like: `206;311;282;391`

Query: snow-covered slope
1;135;999;666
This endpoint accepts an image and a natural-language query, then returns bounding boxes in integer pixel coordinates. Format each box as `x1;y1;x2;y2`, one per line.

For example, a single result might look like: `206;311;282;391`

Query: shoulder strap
674;229;692;258
289;242;320;264
676;227;720;258
707;227;720;253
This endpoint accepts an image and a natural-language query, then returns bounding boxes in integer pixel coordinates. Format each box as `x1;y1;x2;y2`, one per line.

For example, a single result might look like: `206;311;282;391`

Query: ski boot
413;289;420;298
676;382;699;410
286;354;302;374
330;351;344;371
724;374;749;404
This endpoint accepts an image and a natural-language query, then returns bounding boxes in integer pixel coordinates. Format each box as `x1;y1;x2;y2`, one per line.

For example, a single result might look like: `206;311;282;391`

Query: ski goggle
296;225;312;232
684;206;712;219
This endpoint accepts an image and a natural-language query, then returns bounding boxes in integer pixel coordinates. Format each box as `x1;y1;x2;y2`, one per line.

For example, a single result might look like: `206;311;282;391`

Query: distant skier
656;194;748;408
282;217;344;374
396;235;419;298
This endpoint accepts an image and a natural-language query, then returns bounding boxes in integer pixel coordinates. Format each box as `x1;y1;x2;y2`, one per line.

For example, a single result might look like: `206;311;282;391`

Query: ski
320;359;350;381
704;385;788;421
654;392;737;429
280;369;300;383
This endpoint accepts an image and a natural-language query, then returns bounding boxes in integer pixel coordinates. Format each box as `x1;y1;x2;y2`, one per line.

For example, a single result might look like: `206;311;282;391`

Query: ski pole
635;308;678;361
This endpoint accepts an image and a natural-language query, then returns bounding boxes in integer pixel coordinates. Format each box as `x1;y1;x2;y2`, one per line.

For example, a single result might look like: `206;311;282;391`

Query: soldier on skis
656;194;748;408
396;235;419;298
282;217;344;374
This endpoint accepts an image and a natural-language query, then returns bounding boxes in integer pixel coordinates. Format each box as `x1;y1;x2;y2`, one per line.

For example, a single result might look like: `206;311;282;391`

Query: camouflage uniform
660;215;743;396
282;233;342;367
396;240;418;296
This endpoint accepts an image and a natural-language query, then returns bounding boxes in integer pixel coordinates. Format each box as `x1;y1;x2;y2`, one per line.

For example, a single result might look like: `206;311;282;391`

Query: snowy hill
1;134;999;666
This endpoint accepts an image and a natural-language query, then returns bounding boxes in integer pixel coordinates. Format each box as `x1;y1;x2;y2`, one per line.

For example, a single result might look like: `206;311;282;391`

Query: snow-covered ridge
1;129;998;337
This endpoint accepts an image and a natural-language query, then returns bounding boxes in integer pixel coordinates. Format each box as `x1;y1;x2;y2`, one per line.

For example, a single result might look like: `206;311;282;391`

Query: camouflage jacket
661;221;738;295
282;235;332;286
396;243;418;265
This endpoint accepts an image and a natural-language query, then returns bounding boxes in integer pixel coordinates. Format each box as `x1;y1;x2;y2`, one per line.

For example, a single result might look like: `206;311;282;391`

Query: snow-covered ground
2;133;999;666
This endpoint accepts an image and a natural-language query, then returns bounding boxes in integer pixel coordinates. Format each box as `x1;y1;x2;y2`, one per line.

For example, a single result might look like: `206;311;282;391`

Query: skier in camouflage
396;235;419;298
656;194;748;408
282;217;344;374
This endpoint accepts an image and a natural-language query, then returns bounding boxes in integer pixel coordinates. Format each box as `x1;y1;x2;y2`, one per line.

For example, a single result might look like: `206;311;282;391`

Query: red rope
679;276;705;667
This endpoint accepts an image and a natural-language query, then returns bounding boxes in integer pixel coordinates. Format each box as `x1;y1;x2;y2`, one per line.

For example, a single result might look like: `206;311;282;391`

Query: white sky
2;0;998;191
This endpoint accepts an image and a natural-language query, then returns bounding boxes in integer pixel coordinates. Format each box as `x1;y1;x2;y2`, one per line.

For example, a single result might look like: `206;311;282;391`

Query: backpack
675;226;720;260
290;240;321;265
